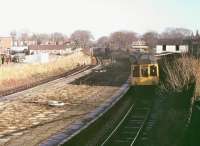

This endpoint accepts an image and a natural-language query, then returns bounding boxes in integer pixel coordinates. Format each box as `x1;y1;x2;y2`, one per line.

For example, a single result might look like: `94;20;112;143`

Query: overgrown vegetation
160;56;197;92
0;52;91;92
159;55;199;105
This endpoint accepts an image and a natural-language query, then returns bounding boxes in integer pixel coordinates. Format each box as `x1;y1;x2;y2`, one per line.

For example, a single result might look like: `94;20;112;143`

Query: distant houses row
0;36;76;55
1;33;200;57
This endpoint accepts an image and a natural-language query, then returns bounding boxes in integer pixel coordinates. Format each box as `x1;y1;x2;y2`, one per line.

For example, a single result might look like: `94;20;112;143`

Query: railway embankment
147;56;196;146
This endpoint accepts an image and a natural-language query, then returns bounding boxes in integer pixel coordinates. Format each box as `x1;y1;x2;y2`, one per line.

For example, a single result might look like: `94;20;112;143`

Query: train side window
141;66;148;77
150;65;157;76
133;66;140;77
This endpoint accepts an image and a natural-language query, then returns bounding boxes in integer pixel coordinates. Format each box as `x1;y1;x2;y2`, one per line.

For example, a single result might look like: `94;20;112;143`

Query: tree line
10;27;194;50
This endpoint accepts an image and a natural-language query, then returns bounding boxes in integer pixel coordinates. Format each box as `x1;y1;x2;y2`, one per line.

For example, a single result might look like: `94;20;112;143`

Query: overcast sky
0;0;199;39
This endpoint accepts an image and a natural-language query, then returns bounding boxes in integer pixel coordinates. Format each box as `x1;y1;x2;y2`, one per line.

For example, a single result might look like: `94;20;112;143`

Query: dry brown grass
0;52;91;91
160;55;199;95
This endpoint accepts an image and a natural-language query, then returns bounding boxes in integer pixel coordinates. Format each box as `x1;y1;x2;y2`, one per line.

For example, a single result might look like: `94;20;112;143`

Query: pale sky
0;0;199;39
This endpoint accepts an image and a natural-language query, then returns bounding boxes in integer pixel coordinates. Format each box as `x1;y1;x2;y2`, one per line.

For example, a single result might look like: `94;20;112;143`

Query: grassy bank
0;51;91;92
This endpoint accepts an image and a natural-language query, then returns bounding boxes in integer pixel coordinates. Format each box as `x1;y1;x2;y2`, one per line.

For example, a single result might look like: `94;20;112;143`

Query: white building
11;46;28;52
24;53;49;64
155;40;189;54
131;40;151;53
28;45;73;55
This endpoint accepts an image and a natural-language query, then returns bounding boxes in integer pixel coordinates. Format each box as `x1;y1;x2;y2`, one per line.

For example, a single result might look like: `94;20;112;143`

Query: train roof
129;52;157;64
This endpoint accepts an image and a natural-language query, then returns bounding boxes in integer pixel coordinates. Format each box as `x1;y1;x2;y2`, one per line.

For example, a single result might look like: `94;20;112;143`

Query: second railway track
0;65;95;98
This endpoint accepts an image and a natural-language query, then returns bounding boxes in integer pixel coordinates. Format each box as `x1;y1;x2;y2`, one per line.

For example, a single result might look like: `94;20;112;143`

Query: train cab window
141;66;148;77
133;66;140;77
150;65;157;76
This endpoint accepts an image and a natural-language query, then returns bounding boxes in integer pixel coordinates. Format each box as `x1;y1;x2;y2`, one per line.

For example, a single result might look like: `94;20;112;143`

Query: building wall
29;48;73;55
156;45;189;54
0;37;12;53
30;49;65;54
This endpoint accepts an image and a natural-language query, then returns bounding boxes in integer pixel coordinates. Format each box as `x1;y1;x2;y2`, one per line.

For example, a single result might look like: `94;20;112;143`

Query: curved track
0;65;93;97
101;103;151;146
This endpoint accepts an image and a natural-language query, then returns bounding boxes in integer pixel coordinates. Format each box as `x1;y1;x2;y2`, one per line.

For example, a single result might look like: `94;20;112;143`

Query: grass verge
0;51;91;92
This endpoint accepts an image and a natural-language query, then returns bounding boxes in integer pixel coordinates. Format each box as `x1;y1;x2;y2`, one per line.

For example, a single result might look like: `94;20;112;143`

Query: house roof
28;45;67;50
0;36;12;39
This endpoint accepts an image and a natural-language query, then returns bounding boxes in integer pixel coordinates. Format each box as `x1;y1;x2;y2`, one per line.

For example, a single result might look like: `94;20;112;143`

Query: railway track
100;102;151;146
0;65;94;98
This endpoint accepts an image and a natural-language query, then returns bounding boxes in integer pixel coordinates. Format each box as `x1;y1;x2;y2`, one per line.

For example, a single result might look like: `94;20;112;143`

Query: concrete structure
0;37;12;54
155;39;189;54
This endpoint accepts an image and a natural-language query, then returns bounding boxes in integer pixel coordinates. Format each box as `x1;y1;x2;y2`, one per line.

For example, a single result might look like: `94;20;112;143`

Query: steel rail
0;65;93;97
130;108;151;146
100;104;151;146
101;104;135;146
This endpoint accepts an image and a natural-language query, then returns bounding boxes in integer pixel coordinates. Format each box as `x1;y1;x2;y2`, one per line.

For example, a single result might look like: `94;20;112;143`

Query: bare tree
142;31;159;48
160;27;192;39
70;30;94;49
39;33;50;44
20;32;29;45
96;36;109;48
30;34;38;41
109;31;137;51
50;32;65;44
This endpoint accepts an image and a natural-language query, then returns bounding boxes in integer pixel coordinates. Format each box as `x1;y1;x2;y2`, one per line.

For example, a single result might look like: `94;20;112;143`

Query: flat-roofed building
155;39;189;54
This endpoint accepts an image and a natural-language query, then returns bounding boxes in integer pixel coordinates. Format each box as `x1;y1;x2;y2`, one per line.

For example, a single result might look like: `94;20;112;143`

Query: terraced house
0;36;12;54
